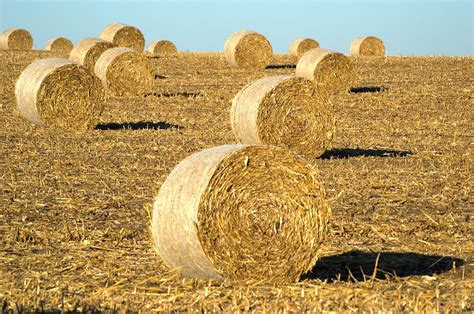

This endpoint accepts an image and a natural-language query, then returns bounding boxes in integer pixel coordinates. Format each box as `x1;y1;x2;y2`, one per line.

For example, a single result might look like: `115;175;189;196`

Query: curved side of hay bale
152;144;331;281
289;38;320;57
15;58;105;130
350;36;385;56
68;38;115;70
231;75;335;159
99;23;145;51
224;30;273;69
295;48;356;94
45;37;73;53
0;28;33;50
94;47;154;97
147;40;177;55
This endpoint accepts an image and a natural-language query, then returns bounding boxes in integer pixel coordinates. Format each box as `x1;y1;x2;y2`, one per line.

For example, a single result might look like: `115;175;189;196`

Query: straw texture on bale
295;48;356;94
289;38;320;58
152;144;330;282
350;36;385;56
94;47;154;97
45;37;73;54
68;38;115;70
147;40;177;55
99;23;145;51
231;75;335;159
0;28;33;50
15;58;105;130
224;30;273;69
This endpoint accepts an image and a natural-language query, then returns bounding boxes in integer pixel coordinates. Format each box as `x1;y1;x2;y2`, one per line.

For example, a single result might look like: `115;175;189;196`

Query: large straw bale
15;58;105;130
224;30;272;69
45;37;73;54
147;40;177;55
68;38;115;70
296;48;356;94
289;38;320;58
152;144;331;282
94;47;154;97
350;36;385;56
99;23;145;51
231;75;335;159
0;28;33;50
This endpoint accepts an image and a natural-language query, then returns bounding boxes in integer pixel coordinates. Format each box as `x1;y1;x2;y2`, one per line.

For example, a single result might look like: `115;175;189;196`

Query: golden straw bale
15;58;105;130
231;75;335;159
289;38;320;58
0;28;33;50
99;23;145;51
350;36;385;56
147;40;177;55
224;30;273;69
45;37;73;54
152;144;331;282
94;47;154;97
69;38;115;70
296;48;356;94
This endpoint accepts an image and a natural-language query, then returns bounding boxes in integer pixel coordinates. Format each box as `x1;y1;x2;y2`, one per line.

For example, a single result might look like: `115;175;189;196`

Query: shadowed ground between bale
95;121;183;130
320;148;412;159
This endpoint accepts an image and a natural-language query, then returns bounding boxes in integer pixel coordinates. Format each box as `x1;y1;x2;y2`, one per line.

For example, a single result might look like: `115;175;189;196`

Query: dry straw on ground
147;40;177;55
15;58;105;130
295;48;356;94
231;75;335;159
0;28;33;50
350;36;385;56
45;37;73;54
94;47;154;97
68;38;115;70
99;23;145;52
224;30;273;69
289;38;320;58
152;144;330;282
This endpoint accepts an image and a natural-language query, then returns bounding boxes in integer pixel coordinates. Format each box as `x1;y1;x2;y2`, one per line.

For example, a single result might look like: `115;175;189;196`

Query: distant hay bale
68;38;115;70
147;40;177;55
99;23;145;51
0;28;33;50
224;30;273;69
231;75;335;159
45;37;73;54
350;36;385;56
295;48;356;94
152;144;331;282
94;47;154;97
289;38;320;57
15;58;105;130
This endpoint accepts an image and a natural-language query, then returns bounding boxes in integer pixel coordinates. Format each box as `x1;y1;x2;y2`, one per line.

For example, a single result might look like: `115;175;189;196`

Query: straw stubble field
0;50;472;312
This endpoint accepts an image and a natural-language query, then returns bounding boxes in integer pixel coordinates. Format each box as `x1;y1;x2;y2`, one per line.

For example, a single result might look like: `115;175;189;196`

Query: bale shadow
154;74;167;80
266;64;296;69
144;91;203;98
302;250;465;282
320;148;412;159
95;121;183;131
350;86;387;93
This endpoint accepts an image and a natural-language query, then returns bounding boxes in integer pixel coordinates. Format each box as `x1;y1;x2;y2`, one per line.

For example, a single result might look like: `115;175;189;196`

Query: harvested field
0;50;473;312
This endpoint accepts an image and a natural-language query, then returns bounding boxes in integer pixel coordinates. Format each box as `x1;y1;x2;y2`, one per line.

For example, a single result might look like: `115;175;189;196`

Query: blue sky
0;0;472;55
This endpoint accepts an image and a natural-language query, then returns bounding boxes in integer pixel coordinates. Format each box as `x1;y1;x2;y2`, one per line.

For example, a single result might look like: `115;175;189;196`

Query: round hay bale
0;28;33;50
295;48;356;94
152;144;331;282
224;30;273;69
289;38;320;58
94;47;154;97
147;40;177;55
231;75;335;159
15;58;105;130
68;38;115;70
350;36;385;56
45;37;73;54
99;23;145;51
